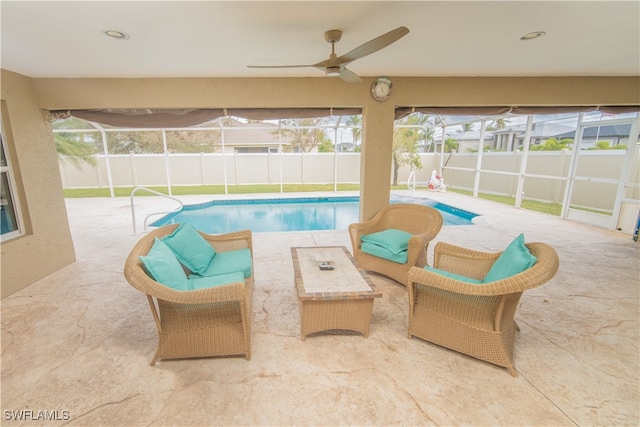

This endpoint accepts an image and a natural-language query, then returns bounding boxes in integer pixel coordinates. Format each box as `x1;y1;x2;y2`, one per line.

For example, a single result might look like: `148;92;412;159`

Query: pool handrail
130;186;183;235
407;170;416;194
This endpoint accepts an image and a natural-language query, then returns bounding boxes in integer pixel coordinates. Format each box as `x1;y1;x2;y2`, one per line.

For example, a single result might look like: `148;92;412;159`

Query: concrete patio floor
1;190;638;426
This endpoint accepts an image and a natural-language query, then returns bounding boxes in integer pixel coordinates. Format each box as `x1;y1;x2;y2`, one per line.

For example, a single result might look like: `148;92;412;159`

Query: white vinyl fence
59;149;640;233
59;152;377;189
60;151;638;209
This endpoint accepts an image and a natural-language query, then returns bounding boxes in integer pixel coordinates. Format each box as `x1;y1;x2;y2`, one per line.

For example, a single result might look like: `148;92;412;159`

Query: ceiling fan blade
339;67;362;83
312;59;330;68
334;26;409;65
247;64;315;69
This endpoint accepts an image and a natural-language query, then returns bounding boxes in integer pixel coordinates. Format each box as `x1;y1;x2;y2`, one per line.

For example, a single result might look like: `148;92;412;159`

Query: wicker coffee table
291;246;381;340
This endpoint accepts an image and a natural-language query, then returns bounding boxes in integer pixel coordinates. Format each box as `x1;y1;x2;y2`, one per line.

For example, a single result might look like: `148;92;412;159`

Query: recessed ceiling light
102;29;130;40
520;31;546;41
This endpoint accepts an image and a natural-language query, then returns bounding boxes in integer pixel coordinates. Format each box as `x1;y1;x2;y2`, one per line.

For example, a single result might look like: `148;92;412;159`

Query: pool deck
2;190;639;426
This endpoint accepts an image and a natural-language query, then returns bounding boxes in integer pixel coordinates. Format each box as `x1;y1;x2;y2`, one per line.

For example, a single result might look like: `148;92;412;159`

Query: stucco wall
1;70;75;298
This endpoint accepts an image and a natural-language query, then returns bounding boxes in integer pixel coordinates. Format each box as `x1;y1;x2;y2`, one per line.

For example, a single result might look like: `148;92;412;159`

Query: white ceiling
1;1;639;79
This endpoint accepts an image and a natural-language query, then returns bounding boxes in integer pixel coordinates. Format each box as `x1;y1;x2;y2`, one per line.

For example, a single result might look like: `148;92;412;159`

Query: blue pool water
151;195;478;234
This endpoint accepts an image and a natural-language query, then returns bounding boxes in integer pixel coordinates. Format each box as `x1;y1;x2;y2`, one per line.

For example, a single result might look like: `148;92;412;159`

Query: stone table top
292;246;381;301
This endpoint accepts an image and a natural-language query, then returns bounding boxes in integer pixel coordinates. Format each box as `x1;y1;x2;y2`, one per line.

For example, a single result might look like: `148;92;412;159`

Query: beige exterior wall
2;71;639;296
1;70;75;298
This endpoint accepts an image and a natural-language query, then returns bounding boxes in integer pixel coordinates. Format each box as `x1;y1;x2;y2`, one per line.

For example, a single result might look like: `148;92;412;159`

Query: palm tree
530;137;573;151
54;132;97;168
588;140;626;150
458;123;475;132
444;137;459;153
411;113;434;152
486;118;510;131
345;115;362;150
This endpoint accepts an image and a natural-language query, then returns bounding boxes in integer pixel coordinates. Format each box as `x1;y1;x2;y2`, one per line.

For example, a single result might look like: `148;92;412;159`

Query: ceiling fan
247;26;409;83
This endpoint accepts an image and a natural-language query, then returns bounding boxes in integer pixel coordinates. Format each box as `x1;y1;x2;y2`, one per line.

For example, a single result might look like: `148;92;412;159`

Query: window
1;126;23;241
236;147;270;154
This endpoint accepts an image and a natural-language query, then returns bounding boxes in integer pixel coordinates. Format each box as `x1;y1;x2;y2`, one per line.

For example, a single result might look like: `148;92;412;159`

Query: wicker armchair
348;203;443;285
124;224;253;365
407;240;559;376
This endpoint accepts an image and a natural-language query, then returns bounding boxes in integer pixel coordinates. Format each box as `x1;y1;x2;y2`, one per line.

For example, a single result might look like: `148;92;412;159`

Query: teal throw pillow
190;248;253;278
187;272;245;290
139;238;188;290
483;233;537;283
162;223;216;275
361;229;413;255
424;266;483;284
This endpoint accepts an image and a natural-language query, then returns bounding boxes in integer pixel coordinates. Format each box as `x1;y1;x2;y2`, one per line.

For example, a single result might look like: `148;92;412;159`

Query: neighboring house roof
492;123;575;138
555;124;632;139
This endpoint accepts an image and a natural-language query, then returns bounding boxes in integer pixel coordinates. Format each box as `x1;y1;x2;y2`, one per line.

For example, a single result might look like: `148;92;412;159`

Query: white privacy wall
58;151;632;212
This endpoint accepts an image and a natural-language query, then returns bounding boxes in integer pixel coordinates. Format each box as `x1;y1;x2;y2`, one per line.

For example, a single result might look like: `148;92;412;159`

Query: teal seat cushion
191;248;253;278
361;241;408;264
424;266;483;284
361;229;413;255
483;233;537;283
139;238;188;290
187;272;245;290
162;223;216;275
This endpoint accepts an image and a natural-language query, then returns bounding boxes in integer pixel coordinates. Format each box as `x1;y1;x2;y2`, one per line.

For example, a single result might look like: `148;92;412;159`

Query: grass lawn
66;184;610;218
64;184;370;198
447;188;563;216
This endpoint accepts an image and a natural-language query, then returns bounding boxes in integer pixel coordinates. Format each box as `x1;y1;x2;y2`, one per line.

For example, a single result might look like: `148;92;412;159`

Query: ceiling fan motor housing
326;66;341;77
324;30;342;44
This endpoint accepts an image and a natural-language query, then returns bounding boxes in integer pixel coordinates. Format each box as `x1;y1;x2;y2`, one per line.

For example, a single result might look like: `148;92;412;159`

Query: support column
359;101;395;221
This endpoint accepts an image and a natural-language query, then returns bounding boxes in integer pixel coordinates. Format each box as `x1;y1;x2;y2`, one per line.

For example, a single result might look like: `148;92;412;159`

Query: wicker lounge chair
124;224;253;365
348;203;443;285
407;240;559;376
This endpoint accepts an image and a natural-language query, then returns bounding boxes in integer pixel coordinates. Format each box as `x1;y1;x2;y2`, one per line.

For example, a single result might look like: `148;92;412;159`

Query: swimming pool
151;195;478;233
